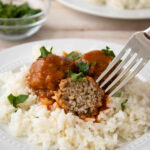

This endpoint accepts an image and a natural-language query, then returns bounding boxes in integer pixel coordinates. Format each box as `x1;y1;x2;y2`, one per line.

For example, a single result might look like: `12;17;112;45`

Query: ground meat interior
55;77;104;118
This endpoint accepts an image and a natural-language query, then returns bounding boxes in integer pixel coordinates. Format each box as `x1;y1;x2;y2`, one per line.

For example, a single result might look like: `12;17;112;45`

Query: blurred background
0;0;150;50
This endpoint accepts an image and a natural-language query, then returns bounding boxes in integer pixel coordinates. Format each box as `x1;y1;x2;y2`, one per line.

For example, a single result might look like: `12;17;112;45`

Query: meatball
81;50;113;80
28;54;75;98
55;76;104;118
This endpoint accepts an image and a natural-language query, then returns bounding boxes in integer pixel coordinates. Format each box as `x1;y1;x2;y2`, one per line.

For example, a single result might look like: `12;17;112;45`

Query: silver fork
96;27;150;97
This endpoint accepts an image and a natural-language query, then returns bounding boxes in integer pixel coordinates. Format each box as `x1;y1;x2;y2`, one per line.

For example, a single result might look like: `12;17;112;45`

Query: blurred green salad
0;0;42;35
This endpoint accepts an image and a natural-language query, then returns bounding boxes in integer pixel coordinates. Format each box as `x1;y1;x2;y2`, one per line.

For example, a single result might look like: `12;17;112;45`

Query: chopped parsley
77;61;90;75
8;93;28;108
114;92;122;98
119;59;122;63
67;51;82;61
71;72;84;82
121;99;128;111
102;46;115;57
0;1;41;18
92;61;97;66
39;46;53;58
66;70;84;82
0;1;42;35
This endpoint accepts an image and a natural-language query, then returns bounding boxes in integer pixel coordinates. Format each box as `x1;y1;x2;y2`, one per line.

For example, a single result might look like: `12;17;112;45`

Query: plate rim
0;38;122;53
57;0;150;20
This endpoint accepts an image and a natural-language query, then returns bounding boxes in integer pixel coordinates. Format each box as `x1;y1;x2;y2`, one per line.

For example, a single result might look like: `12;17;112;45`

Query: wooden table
0;0;150;51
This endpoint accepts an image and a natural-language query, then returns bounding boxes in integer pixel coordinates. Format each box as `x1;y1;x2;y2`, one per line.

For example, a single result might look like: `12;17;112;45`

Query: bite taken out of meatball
55;76;104;118
80;50;113;80
27;54;75;98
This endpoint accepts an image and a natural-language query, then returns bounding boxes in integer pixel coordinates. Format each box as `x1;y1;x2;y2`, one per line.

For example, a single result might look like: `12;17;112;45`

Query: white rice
85;0;150;9
0;48;150;150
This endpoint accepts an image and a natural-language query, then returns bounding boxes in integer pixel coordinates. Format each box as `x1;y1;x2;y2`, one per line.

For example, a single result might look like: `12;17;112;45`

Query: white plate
0;38;150;150
57;0;150;19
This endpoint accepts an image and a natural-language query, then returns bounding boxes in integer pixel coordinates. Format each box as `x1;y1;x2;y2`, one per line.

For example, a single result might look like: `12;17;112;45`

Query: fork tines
96;45;148;97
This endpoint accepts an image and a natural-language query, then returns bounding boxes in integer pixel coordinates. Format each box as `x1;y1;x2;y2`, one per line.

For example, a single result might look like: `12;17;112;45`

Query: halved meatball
81;50;113;80
28;54;75;98
55;76;104;118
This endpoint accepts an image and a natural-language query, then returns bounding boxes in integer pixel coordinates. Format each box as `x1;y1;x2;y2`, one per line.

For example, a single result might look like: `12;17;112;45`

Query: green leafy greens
92;61;97;66
66;70;84;82
121;99;128;111
8;93;28;108
0;1;42;35
39;46;53;58
77;61;90;75
119;59;122;63
114;92;122;97
67;51;82;61
102;46;115;57
67;61;90;82
0;1;41;18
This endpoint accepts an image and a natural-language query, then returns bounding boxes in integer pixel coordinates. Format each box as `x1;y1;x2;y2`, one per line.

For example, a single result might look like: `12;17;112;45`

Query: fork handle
144;27;150;37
